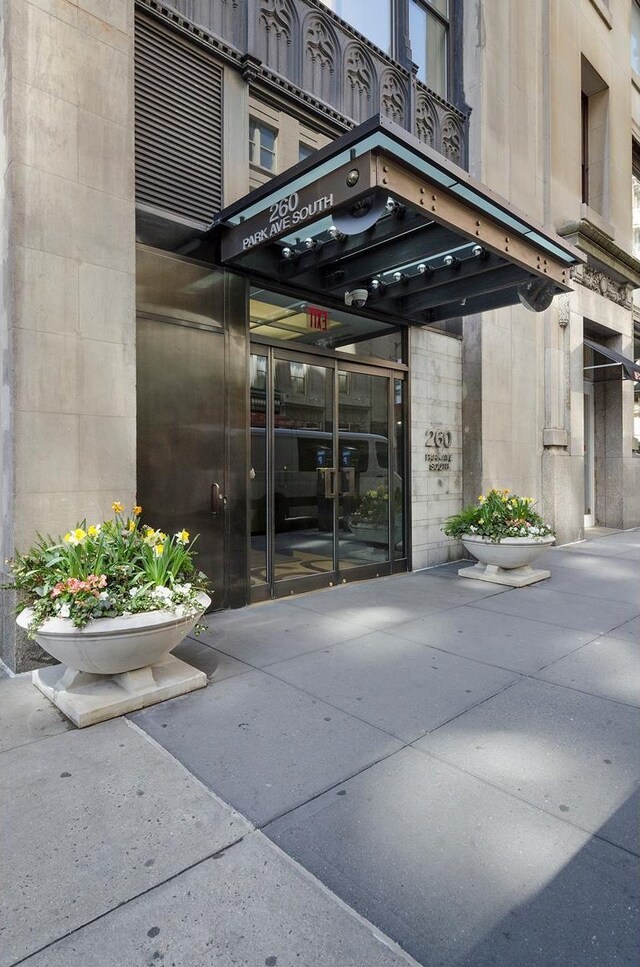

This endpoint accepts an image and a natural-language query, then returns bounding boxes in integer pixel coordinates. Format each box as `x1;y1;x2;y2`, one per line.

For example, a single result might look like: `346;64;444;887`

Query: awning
201;116;583;332
584;338;640;382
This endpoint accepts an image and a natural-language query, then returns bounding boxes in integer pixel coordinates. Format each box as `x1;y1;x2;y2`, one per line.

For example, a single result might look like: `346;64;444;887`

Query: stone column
1;0;136;671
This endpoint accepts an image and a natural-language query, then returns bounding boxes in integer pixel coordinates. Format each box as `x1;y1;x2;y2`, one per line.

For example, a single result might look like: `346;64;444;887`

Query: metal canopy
584;338;640;382
204;116;584;329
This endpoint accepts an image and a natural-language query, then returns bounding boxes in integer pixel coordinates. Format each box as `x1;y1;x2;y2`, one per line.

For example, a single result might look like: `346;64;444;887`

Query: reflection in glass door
583;380;595;527
250;349;406;598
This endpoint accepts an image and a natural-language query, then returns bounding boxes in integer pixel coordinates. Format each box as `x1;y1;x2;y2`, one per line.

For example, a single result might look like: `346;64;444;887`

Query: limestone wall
1;0;136;670
410;328;463;569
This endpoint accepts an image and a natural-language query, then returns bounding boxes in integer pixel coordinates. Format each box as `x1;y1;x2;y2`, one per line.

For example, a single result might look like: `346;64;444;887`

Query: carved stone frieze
305;16;335;69
380;71;405;125
259;0;294;38
416;93;437;148
346;45;372;93
573;265;633;309
441;114;462;165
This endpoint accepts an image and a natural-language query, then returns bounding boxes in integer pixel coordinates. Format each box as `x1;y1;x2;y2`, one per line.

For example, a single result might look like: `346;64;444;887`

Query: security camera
344;288;368;309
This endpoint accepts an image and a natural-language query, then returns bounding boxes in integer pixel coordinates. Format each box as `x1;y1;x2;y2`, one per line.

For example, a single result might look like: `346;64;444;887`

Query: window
289;361;307;395
632;142;640;261
299;142;315;163
580;58;609;217
633;1;640;75
249;118;277;173
338;370;350;395
409;0;449;99
318;0;391;54
251;354;267;390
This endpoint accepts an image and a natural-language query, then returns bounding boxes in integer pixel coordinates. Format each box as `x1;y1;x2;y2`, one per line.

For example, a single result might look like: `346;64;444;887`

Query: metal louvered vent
135;13;223;223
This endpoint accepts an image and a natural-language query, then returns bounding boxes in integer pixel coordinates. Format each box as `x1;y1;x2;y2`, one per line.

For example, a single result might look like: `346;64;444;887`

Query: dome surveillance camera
344;288;368;309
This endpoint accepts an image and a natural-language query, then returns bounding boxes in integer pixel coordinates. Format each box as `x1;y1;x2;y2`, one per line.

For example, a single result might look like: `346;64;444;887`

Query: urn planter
19;593;210;728
458;535;555;587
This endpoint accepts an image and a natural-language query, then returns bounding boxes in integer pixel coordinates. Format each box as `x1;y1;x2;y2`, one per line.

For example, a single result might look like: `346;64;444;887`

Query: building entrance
249;347;406;600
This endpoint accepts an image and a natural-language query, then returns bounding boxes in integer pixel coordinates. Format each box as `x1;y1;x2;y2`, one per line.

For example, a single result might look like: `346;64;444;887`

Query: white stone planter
19;593;211;728
458;535;555;587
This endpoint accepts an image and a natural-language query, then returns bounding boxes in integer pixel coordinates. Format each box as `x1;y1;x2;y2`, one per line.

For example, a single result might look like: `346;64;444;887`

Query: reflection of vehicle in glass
250;428;398;532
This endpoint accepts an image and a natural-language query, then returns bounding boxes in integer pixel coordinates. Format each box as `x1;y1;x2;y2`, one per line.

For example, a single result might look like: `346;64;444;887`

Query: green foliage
352;486;401;526
3;504;210;635
442;488;554;542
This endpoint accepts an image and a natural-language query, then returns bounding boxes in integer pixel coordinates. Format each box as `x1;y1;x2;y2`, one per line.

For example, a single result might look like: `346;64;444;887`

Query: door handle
339;468;355;497
320;468;337;498
211;482;225;515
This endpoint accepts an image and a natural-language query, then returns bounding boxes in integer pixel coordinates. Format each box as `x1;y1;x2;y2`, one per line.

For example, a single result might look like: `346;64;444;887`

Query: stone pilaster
1;0;136;671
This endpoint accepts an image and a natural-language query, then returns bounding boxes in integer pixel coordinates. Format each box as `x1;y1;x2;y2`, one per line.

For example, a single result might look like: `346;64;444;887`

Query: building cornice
559;218;640;290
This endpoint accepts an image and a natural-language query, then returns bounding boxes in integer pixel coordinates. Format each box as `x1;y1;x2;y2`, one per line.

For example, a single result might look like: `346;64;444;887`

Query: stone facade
1;0;137;670
1;0;638;671
410;328;462;569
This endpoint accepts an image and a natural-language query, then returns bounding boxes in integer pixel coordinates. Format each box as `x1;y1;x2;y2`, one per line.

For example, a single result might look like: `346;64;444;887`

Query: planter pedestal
458;535;554;587
458;561;551;587
33;654;206;729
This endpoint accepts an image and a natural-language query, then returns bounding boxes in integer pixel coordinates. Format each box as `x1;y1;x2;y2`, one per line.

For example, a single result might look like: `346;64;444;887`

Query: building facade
1;0;638;671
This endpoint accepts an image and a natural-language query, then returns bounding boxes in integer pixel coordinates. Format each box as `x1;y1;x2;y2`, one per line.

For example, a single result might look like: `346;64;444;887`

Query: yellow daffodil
112;501;124;514
175;529;190;544
145;526;154;537
133;505;142;516
64;528;87;546
128;520;136;533
63;532;72;544
154;543;164;556
87;524;101;538
478;495;485;503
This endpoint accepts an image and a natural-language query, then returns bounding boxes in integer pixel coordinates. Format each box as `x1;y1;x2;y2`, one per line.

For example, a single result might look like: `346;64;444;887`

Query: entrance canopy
584;338;640;382
205;116;583;331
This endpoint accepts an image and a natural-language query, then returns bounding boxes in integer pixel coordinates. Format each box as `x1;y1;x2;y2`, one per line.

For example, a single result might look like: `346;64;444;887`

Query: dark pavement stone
414;678;640;853
471;585;639;635
265;747;638;967
536;635;640;707
607;616;640;644
387;604;597;674
267;630;519;741
131;670;403;826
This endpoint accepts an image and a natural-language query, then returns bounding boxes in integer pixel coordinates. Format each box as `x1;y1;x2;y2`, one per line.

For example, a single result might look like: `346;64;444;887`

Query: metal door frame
249;345;407;602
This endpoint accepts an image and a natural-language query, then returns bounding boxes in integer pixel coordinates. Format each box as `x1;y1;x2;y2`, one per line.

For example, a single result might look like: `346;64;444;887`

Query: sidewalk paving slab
414;677;640;853
536;635;640;707
265;630;519;741
471;585;639;635
265;746;638;967
607;615;640;643
131;669;404;826
385;605;597;674
0;676;73;754
19;834;414;967
192;610;370;667
0;715;250;967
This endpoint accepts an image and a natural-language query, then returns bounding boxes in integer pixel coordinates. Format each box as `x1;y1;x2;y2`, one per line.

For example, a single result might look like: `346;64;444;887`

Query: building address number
425;428;454;472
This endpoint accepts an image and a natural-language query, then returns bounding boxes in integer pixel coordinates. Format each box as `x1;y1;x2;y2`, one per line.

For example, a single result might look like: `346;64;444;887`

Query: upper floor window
632;1;640;75
409;0;449;99
249;118;277;173
318;0;391;55
299;142;315;163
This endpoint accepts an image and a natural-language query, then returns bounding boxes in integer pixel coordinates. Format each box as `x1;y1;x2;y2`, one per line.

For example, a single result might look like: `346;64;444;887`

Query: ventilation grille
135;13;223;223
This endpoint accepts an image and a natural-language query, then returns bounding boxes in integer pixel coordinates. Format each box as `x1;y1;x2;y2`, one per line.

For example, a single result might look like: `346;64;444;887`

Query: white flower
152;586;173;603
173;583;192;595
59;604;70;618
129;587;139;598
99;591;110;601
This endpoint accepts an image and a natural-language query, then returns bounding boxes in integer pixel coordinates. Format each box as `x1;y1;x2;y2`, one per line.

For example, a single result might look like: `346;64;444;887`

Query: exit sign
307;306;329;331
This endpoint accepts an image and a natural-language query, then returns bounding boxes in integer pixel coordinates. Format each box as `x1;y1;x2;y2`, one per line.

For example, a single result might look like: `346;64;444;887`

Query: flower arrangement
442;489;554;542
350;485;402;527
5;503;210;635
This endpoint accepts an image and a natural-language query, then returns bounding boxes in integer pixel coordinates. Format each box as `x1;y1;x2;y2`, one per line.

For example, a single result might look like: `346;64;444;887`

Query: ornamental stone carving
304;15;337;103
380;71;406;125
574;265;633;309
416;93;437;148
344;44;374;123
442;114;463;165
259;0;293;37
258;0;295;75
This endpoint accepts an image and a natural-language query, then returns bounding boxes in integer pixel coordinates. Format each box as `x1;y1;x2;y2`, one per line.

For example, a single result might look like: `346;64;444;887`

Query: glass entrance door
250;349;406;599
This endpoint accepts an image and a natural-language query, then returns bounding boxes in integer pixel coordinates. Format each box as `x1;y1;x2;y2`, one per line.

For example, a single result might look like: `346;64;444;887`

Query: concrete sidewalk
1;530;638;966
